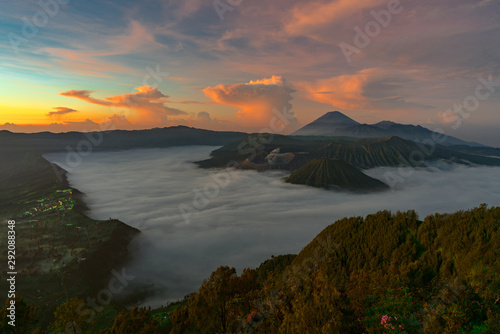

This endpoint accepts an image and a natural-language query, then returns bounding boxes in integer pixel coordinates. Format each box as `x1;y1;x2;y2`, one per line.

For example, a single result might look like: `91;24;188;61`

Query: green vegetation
285;158;388;191
14;206;493;333
2;199;500;332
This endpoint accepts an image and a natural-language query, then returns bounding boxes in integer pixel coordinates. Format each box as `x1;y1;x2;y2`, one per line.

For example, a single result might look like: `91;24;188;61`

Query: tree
49;297;96;334
280;267;343;333
100;306;160;334
169;302;191;334
188;266;239;333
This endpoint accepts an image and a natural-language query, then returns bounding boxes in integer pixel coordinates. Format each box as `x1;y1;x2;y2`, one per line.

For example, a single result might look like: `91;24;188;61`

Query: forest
2;205;499;333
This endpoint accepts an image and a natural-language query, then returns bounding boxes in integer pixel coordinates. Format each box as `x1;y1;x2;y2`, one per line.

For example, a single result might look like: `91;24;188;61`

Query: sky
1;0;500;145
45;146;500;306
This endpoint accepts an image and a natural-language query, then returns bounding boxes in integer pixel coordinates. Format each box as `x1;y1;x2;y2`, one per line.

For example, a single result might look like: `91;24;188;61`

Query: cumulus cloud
61;86;186;126
194;111;221;128
204;76;300;131
45;146;500;307
160;111;238;132
46;107;78;118
105;114;136;129
190;111;241;131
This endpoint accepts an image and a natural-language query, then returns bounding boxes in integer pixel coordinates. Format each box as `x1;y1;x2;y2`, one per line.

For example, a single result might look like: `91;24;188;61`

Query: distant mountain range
0;126;247;153
0;113;488;155
292;111;484;147
2;117;499;192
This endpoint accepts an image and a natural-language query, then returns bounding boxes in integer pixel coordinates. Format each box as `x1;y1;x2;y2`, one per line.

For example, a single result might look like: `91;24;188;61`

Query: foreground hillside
169;205;500;333
2;204;499;332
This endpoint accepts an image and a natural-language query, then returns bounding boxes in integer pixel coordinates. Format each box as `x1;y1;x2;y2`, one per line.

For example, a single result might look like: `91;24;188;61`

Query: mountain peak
292;111;360;136
372;120;397;129
317;111;360;125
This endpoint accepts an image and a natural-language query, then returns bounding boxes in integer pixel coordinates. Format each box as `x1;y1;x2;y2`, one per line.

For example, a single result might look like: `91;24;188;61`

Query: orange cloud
47;107;78;117
203;76;299;131
99;114;135;130
60;90;113;106
300;70;373;110
299;68;428;112
61;86;186;126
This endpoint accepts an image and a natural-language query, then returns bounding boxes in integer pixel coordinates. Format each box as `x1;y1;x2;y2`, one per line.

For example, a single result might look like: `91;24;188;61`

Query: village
21;188;75;218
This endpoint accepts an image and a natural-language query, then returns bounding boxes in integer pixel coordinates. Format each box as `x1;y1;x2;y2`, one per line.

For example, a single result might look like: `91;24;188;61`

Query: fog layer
45;147;500;307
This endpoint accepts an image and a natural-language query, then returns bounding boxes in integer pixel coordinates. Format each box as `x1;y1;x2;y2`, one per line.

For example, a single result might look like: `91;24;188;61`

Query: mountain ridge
197;134;500;172
293;111;485;147
0;126;248;153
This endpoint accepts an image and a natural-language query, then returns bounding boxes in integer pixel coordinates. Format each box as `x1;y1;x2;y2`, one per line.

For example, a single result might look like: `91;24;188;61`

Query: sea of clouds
44;146;500;307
